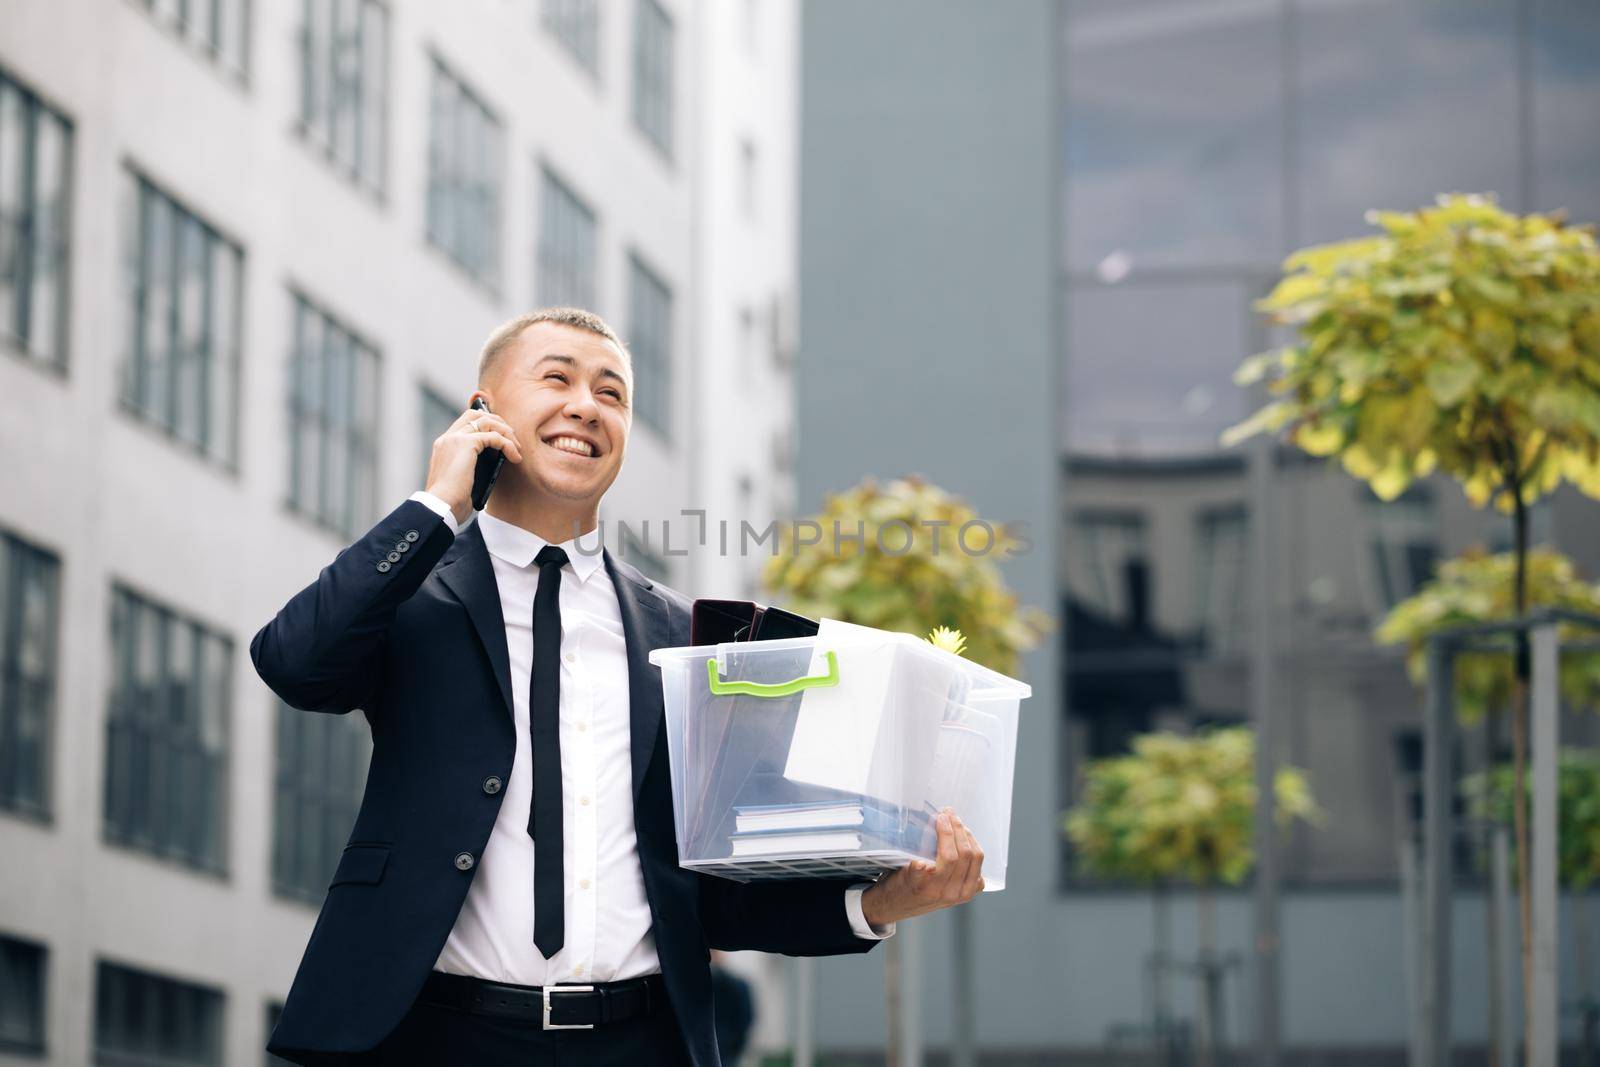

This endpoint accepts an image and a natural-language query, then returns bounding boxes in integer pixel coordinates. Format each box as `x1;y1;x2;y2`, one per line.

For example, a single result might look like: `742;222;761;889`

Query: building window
626;252;672;437
619;524;669;584
0;530;61;820
286;293;381;539
104;586;231;875
425;58;502;288
1193;503;1250;654
0;68;72;374
265;1002;290;1067
536;166;598;309
1066;511;1148;627
120;172;244;467
419;384;459;488
132;0;251;81
297;0;389;193
272;699;371;904
1365;485;1438;611
738;137;757;219
0;935;45;1056
632;0;674;157
542;0;600;75
94;960;224;1066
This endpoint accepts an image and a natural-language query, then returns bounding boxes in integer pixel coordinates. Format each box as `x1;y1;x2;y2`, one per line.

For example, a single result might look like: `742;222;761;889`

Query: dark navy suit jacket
251;498;878;1066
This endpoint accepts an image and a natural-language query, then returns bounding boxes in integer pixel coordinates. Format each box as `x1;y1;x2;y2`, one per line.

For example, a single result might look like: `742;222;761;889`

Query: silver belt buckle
542;984;596;1030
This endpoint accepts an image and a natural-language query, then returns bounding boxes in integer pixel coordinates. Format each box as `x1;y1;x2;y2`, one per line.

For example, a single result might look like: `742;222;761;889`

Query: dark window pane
103;587;231;874
285;293;381;539
627;252;673;438
0;530;61;817
298;0;388;191
121;173;243;466
0;67;74;371
271;699;370;903
632;0;674;156
425;59;502;286
0;935;46;1054
94;960;223;1066
542;0;600;74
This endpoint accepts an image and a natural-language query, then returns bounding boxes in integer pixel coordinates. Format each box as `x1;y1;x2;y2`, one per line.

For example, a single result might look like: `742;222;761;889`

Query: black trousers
361;987;696;1066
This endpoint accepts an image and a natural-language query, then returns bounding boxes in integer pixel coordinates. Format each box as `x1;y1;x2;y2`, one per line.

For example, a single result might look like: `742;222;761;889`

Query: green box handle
706;650;840;698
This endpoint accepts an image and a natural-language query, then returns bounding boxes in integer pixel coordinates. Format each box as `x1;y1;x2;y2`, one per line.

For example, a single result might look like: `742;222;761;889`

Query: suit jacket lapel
605;547;670;801
437;521;516;722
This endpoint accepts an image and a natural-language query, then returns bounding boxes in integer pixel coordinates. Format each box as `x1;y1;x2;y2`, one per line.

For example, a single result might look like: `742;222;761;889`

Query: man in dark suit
252;307;987;1065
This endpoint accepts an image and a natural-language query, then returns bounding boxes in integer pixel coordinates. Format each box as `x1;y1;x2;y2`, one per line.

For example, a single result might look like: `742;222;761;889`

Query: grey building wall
797;0;1065;1053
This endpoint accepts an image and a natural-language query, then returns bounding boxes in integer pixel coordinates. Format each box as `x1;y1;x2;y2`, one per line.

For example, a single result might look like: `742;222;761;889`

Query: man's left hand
860;808;984;928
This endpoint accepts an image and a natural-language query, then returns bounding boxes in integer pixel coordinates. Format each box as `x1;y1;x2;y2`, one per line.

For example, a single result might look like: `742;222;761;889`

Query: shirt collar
476;510;605;585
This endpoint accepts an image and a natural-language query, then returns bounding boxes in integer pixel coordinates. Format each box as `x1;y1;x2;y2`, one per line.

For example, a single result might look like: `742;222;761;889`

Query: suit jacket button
454;852;475;871
396;541;410;553
405;530;420;542
386;550;401;563
376;560;392;573
482;776;502;795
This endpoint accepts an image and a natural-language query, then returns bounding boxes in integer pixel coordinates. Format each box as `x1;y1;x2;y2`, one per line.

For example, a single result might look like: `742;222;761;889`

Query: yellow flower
925;626;968;657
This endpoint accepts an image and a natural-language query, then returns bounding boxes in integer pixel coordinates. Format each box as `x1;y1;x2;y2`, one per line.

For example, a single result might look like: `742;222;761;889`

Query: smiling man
251;307;985;1065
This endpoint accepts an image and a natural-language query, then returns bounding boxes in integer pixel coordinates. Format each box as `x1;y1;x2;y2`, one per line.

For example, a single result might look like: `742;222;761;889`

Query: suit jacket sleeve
250;498;455;713
695;870;880;957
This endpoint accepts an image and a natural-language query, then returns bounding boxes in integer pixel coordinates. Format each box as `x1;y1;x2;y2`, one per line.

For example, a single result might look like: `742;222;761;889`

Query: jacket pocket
329;843;390;888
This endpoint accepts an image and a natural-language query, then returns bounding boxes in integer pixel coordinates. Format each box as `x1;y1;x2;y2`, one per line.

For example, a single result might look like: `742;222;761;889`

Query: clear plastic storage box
648;622;1030;889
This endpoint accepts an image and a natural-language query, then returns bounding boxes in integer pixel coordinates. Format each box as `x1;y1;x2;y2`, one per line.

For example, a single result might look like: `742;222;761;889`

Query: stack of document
728;800;904;858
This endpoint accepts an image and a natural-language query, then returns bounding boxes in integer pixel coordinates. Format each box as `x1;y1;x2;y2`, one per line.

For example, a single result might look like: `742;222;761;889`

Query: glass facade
1059;0;1600;887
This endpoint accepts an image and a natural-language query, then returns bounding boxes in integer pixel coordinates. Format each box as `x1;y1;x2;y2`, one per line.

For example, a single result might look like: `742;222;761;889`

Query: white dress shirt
407;491;890;988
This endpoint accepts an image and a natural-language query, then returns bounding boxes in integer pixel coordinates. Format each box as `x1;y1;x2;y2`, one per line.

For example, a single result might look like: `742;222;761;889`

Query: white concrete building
0;0;798;1062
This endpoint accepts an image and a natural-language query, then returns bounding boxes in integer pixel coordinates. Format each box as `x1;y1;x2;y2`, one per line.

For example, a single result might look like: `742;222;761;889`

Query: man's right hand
423;398;523;525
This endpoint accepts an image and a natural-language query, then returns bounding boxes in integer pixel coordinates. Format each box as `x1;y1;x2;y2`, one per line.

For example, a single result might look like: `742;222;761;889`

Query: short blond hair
477;307;632;386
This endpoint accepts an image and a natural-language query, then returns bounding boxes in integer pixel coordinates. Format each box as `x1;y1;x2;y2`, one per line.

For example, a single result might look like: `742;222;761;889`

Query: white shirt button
564;652;576;664
580;878;591;889
573;964;585;976
577;722;588;732
580;795;591;806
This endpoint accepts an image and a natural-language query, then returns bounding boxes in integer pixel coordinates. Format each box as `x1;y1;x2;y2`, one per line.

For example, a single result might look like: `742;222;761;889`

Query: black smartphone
469;396;506;511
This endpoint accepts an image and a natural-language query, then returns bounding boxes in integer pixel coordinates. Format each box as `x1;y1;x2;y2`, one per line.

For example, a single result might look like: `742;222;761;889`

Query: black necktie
529;544;568;959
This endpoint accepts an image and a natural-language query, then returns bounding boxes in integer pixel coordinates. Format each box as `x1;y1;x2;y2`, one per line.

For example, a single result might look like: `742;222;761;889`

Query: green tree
763;473;1050;1066
762;474;1049;673
1375;547;1600;723
1224;193;1600;1062
1065;728;1318;1067
1466;749;1600;1063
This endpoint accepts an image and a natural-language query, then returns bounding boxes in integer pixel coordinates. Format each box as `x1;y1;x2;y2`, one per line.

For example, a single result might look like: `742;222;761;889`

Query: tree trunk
1485;714;1508;1067
1511;485;1534;1067
885;933;902;1067
1580;890;1596;1067
1196;883;1220;1067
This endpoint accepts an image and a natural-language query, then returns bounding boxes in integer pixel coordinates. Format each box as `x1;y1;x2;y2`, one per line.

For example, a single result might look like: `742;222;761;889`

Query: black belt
418;970;665;1030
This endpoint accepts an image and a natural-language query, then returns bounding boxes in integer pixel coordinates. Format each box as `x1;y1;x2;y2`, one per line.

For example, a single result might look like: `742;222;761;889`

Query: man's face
482;322;632;511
